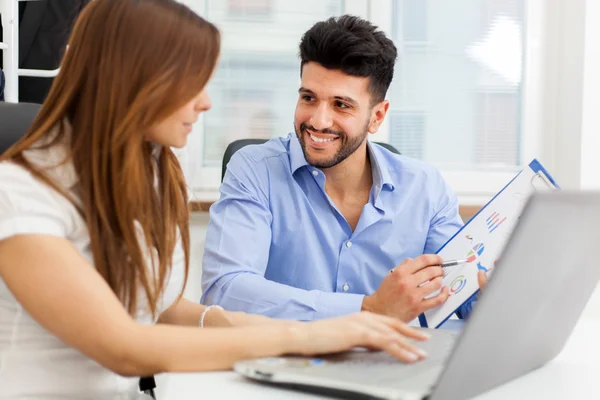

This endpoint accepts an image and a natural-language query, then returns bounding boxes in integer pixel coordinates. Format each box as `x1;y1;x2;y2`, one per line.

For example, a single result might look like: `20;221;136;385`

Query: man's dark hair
299;15;397;104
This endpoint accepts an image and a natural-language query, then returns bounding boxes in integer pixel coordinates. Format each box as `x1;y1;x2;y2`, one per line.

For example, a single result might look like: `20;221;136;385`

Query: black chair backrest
221;138;270;181
221;138;400;181
0;70;5;102
0;102;42;154
375;142;401;155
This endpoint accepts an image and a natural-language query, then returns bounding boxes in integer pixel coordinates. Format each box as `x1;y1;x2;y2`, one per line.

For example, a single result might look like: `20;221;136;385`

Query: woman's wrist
279;321;306;355
200;308;268;328
200;305;229;328
200;307;303;330
227;311;298;327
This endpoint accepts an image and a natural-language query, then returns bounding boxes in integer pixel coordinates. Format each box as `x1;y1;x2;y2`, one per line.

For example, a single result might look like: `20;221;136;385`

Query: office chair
221;138;400;182
0;102;41;154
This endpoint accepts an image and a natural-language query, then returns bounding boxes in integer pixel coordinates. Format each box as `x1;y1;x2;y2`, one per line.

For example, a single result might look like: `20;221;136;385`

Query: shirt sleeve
456;294;478;320
200;151;364;321
423;168;464;254
0;164;71;242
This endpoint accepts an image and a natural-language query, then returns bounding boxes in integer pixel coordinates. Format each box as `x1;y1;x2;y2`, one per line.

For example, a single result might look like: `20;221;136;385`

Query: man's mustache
301;123;344;137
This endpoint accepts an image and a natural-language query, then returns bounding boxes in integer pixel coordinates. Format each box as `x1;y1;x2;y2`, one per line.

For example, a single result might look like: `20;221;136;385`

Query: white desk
156;318;600;399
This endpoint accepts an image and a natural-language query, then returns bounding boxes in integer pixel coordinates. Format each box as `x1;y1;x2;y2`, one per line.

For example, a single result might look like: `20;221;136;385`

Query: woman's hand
286;311;430;363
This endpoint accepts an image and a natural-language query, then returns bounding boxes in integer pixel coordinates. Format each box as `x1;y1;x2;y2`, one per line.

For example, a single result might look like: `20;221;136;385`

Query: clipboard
420;159;559;328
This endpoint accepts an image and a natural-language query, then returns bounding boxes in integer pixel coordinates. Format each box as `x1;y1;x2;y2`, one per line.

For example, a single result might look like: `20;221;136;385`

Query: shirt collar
367;141;396;194
289;133;311;175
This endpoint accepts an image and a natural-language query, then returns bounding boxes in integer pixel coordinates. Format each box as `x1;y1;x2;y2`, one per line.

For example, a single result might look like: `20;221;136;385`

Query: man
201;15;479;323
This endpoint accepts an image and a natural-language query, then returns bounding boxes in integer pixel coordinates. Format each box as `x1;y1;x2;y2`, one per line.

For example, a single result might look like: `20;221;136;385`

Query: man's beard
294;121;369;169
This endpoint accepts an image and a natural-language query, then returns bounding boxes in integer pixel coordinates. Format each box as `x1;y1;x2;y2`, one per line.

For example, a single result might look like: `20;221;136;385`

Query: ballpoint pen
390;259;470;275
441;259;469;268
440;259;469;277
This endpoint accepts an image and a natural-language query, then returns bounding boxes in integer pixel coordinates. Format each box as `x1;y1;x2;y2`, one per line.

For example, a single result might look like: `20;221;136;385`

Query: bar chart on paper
486;212;507;233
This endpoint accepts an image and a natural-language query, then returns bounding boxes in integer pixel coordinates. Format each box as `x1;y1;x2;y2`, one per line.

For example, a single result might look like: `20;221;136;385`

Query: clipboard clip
530;171;556;191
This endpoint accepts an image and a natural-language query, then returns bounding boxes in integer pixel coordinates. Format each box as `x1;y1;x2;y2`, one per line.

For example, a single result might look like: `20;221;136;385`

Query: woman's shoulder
0;161;46;192
0;161;77;240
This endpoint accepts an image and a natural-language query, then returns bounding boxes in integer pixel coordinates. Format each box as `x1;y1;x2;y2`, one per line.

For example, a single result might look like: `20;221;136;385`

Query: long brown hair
0;0;220;317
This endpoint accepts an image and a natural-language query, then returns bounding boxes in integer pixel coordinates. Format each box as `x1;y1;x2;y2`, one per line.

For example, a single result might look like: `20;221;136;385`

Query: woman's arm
0;234;429;377
159;297;290;328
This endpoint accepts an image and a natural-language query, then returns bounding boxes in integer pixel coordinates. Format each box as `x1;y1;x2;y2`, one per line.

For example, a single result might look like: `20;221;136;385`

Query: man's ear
368;100;390;134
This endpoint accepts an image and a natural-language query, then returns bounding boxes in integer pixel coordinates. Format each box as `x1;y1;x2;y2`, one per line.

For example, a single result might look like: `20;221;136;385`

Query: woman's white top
0;139;186;399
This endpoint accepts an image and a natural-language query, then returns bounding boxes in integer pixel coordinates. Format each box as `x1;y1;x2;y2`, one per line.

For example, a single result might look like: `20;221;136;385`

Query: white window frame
185;0;586;205
0;0;62;103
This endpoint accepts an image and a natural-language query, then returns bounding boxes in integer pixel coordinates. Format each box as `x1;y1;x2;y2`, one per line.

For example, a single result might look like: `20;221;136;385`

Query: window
389;112;425;159
387;0;524;172
183;0;346;190
475;92;520;166
227;0;271;18
394;0;429;44
184;0;540;201
203;87;274;165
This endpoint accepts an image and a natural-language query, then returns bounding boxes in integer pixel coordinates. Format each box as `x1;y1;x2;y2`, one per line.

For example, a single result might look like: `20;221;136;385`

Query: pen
441;259;469;268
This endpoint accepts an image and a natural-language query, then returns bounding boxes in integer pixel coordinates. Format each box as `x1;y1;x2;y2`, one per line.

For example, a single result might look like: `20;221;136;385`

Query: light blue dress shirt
201;133;474;322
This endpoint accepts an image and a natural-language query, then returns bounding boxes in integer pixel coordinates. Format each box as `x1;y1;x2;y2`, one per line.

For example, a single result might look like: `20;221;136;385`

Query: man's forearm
203;272;365;321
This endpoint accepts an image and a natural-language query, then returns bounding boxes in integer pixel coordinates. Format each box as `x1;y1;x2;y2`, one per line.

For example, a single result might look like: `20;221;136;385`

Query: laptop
234;191;600;400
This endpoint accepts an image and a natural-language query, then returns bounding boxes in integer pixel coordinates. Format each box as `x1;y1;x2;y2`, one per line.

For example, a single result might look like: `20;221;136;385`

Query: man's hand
361;255;449;322
478;270;489;290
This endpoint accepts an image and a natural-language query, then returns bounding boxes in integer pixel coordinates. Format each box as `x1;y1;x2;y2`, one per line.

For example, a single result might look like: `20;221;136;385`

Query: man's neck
322;145;373;199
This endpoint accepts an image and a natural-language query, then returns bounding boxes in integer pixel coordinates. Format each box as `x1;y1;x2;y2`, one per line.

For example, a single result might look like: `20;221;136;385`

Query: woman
0;0;429;398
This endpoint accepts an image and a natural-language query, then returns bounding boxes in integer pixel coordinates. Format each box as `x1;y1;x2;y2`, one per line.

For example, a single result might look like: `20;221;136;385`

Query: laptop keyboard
287;329;459;387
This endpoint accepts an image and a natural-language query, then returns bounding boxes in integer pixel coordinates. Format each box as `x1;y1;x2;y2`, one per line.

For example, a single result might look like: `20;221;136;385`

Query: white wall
580;0;600;191
183;213;210;301
577;0;600;320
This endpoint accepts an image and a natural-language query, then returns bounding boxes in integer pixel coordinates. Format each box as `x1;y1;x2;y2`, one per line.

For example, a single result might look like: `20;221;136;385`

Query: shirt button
343;283;349;292
312;170;319;176
346;241;352;248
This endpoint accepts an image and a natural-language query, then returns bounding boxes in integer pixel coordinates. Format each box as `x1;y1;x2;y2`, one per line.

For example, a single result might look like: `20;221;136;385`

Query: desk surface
156;317;599;399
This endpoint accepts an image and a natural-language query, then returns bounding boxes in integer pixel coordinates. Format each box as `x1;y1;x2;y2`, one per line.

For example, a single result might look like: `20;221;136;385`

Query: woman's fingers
378;313;430;341
301;312;429;363
386;341;426;363
355;313;429;362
